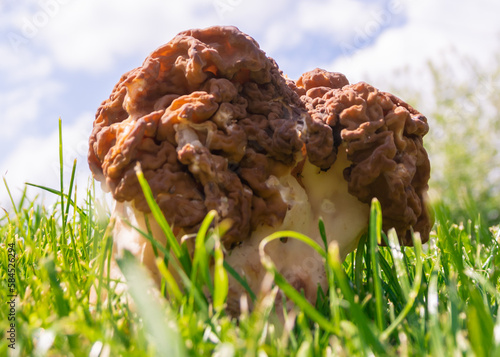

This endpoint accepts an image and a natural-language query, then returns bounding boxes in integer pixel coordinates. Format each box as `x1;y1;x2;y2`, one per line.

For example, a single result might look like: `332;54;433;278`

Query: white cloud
0;113;93;209
0;81;64;140
296;0;383;42
331;0;500;90
0;47;53;83
0;41;63;142
35;0;216;73
2;0;219;73
211;0;407;79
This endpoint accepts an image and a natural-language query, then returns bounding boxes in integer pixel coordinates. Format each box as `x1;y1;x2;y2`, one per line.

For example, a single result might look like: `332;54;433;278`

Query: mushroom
88;26;431;315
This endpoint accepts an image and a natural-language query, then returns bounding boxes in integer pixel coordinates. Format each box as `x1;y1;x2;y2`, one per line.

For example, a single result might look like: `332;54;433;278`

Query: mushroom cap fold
88;26;306;248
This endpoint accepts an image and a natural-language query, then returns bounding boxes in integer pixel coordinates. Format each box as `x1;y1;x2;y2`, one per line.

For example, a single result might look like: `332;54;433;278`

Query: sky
1;0;500;210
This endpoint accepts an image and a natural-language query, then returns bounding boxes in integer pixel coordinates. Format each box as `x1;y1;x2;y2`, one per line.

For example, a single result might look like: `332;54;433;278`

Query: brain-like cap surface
88;26;306;248
89;26;431;248
295;69;431;244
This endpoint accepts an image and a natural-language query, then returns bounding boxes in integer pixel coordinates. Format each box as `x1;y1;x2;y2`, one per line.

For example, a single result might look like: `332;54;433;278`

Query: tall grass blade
328;244;387;355
134;163;191;274
64;159;77;217
467;288;494;357
380;232;423;341
213;234;228;312
318;217;328;251
387;229;411;298
2;177;19;216
25;183;86;217
156;257;183;302
191;210;217;294
428;264;445;356
94;218;114;313
58;118;66;245
369;198;385;331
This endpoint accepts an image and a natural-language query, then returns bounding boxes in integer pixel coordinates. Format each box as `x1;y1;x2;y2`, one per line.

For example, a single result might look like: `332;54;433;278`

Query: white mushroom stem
224;146;369;313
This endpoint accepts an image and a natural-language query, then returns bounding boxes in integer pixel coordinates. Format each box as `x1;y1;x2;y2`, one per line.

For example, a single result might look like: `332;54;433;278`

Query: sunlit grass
1;120;500;356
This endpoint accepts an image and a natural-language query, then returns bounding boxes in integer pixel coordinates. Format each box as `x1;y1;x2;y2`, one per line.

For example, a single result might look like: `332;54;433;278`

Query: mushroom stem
223;148;369;314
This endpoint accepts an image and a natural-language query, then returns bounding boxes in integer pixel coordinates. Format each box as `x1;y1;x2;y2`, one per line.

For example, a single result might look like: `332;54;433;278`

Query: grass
1;124;500;356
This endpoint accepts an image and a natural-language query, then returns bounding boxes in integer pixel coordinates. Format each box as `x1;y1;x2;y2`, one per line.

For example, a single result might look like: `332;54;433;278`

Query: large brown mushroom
88;26;431;315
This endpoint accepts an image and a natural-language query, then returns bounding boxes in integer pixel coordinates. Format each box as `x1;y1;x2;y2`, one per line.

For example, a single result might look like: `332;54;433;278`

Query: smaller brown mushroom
296;69;432;246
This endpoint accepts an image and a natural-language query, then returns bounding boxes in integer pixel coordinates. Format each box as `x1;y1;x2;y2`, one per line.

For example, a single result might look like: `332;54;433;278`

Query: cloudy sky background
1;0;499;209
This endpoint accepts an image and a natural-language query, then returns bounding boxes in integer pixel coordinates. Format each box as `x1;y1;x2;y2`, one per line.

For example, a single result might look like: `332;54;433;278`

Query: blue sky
1;0;500;208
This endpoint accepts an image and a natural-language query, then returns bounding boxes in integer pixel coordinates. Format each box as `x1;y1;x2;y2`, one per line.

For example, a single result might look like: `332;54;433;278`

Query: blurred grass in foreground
0;166;500;356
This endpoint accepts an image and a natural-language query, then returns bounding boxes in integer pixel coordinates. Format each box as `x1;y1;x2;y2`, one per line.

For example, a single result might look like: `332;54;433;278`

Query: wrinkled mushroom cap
89;26;432;248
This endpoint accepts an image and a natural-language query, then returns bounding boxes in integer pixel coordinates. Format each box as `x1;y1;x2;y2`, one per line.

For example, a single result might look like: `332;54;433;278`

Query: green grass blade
428;263;445;356
64;159;77;217
3;177;19;216
272;269;339;334
191;210;217;294
67;223;81;276
467;289;494;357
17;185;28;214
121;217;208;313
328;244;387;355
134;164;191;274
369;198;385;331
260;230;326;260
259;230;338;334
380;233;423;341
318;217;328;251
327;249;342;333
58;118;66;245
354;233;367;295
25;183;86;217
213;234;228;312
222;260;257;302
387;229;411;298
94;221;114;314
464;268;500;300
43;257;70;317
156;257;183;303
